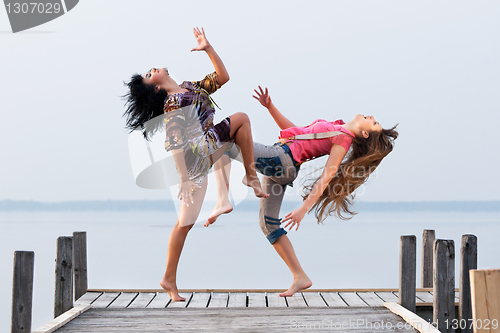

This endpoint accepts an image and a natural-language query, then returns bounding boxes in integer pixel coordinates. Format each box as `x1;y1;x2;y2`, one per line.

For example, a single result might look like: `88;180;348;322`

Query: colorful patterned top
279;119;355;163
163;72;232;186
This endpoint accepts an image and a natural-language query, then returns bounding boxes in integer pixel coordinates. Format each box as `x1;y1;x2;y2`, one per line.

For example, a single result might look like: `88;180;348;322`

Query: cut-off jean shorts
253;142;301;244
227;141;300;244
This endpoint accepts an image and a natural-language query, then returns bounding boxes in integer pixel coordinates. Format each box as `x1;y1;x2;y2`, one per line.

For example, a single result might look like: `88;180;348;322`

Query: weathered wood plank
54;237;73;318
433;239;455;333
422;230;435;288
127;293;155;308
385;302;441;333
227;292;246;308
470;269;500;333
247;292;266;308
415;291;433;304
11;251;34;333
167;293;192;308
32;304;90;333
146;293;171;309
375;291;400;303
266;293;287;308
207;293;228;308
320;292;348;307
107;292;138;308
187;292;210;308
74;292;102;305
339;292;369;307
302;292;328;307
394;291;427;305
357;292;385;307
399;235;416;313
459;235;477;333
54;307;421;332
285;293;308;307
91;292;120;309
73;232;88;302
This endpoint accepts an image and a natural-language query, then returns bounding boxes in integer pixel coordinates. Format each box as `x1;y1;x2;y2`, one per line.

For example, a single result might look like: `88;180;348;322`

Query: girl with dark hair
207;86;398;297
123;28;268;301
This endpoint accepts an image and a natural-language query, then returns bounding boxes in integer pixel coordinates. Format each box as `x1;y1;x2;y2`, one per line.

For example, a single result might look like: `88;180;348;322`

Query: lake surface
1;210;499;331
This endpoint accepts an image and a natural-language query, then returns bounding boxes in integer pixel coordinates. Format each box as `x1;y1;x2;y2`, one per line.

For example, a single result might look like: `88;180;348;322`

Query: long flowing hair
122;74;167;140
303;125;399;222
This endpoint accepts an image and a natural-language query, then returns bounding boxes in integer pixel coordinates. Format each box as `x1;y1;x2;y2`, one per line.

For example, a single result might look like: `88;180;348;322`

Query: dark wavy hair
123;74;168;140
303;125;399;222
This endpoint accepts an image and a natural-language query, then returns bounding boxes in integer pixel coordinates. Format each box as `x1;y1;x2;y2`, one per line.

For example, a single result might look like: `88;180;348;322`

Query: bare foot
279;277;312;297
242;176;269;198
160;279;185;302
204;202;233;227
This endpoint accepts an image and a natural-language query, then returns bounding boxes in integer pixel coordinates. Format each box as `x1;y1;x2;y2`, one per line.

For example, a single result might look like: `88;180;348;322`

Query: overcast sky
1;0;499;203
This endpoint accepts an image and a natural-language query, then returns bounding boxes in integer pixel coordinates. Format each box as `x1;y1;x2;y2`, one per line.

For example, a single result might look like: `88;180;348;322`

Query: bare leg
272;235;312;297
229;113;268;198
160;178;208;301
205;154;233;226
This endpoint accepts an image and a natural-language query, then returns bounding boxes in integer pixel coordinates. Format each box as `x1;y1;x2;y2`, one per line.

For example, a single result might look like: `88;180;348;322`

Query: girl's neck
161;78;187;95
340;120;360;137
166;85;189;94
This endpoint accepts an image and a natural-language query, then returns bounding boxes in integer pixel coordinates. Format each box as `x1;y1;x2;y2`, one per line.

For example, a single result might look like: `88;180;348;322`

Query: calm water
1;210;499;331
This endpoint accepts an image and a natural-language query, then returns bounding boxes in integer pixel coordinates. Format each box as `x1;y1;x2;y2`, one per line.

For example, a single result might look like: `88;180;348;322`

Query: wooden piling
459;235;477;333
399;235;416;313
54;236;73;318
422;230;436;288
73;231;88;301
433;239;455;333
470;269;500;333
11;251;34;333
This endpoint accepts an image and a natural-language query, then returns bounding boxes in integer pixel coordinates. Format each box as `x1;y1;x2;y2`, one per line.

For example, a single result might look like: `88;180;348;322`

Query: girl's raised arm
191;27;229;86
253;86;296;130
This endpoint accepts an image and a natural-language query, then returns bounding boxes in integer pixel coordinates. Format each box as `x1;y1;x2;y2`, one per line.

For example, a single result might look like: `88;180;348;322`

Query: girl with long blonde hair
207;86;398;296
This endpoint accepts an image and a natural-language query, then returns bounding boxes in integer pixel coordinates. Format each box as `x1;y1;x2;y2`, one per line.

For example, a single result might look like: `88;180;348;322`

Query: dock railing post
54;236;73;318
399;235;416;313
11;251;34;333
422;229;435;288
459;235;477;333
73;231;88;301
470;269;500;333
433;239;455;333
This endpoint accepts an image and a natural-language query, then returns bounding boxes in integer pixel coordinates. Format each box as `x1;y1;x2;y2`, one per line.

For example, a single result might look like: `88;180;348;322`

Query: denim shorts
253;142;300;187
225;141;301;244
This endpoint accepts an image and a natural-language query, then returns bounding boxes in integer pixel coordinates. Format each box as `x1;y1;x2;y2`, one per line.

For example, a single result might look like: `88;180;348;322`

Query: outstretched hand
281;207;307;231
178;180;201;206
191;27;211;52
252;86;272;108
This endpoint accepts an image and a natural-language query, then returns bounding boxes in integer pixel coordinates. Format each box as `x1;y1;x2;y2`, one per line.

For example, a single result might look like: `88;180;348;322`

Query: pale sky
1;0;499;202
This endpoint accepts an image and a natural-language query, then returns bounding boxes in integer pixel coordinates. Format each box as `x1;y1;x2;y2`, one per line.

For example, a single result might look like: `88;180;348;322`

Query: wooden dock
16;230;497;333
33;289;447;333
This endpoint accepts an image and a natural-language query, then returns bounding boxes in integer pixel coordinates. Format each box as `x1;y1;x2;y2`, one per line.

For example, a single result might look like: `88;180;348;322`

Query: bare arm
282;144;347;229
191;27;230;86
253;86;295;130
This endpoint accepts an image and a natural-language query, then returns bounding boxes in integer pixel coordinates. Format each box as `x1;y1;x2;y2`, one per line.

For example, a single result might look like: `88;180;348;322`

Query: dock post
470;269;500;333
422;229;435;288
54;236;73;318
433;239;455;333
73;231;88;301
459;235;477;333
399;235;416;313
11;251;34;333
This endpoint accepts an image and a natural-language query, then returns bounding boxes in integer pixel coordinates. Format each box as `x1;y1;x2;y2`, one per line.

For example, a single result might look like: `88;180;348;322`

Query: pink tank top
279;119;355;163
